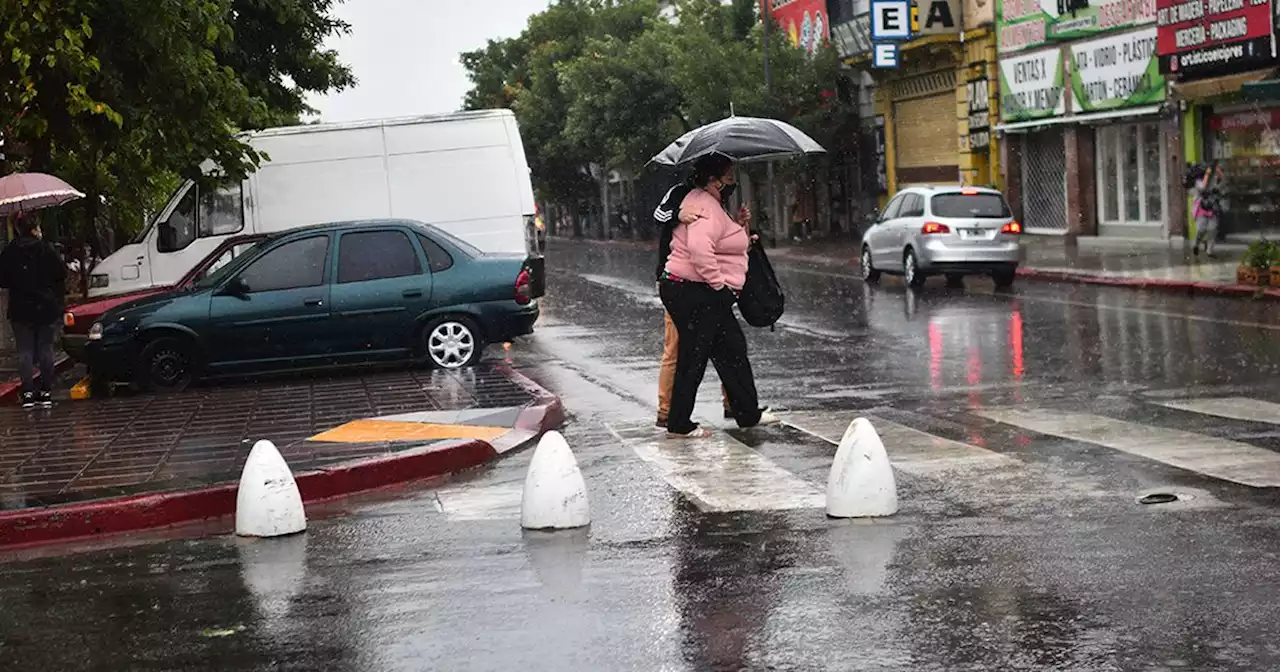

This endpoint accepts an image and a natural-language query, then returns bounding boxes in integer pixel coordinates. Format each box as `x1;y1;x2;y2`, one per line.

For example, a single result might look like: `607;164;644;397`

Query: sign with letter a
914;0;962;35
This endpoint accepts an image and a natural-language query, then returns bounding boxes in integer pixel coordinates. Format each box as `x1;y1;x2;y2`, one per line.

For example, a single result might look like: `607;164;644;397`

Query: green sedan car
84;220;541;391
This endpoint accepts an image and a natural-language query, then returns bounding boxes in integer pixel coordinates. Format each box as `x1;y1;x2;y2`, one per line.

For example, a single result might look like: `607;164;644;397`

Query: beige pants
658;311;730;421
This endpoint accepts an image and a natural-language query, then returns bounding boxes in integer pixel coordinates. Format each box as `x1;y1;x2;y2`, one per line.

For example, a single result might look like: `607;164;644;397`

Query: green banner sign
999;47;1067;123
997;0;1158;54
1068;28;1164;112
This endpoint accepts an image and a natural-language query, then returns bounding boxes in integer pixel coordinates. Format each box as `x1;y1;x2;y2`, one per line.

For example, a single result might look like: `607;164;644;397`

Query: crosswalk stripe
977;408;1280;488
783;412;1016;476
1152;397;1280;426
609;422;825;513
433;482;524;521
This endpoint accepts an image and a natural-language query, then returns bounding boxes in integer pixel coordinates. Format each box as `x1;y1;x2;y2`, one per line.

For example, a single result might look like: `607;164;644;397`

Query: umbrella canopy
650;116;826;167
0;172;86;217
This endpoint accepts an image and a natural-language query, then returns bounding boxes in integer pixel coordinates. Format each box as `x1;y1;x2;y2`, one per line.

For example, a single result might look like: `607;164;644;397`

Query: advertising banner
999;47;1068;121
968;76;992;149
1156;0;1275;76
998;0;1158;54
769;0;831;54
1069;27;1165;110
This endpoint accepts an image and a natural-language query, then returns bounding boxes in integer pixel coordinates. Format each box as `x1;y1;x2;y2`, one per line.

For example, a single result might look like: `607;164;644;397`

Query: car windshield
412;222;484;258
931;193;1011;218
189;240;265;289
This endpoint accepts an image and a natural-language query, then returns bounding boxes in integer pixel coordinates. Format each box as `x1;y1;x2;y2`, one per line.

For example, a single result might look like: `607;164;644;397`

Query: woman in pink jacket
659;154;779;438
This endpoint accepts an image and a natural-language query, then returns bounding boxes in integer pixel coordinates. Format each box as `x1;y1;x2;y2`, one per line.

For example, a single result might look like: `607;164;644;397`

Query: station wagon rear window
931;193;1011;218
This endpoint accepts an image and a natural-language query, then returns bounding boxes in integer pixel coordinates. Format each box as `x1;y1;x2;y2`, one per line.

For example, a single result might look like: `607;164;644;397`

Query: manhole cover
1139;493;1180;505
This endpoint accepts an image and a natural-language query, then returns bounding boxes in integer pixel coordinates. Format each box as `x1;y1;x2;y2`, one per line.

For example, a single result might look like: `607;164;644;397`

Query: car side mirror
218;277;250;298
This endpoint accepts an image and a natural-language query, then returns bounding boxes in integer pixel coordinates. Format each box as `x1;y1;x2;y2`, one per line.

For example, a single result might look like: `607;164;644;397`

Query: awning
1172;68;1277;102
994;105;1164;133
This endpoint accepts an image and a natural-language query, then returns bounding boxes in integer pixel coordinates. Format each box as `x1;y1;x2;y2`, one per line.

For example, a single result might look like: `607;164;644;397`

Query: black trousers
659;280;762;434
11;321;57;395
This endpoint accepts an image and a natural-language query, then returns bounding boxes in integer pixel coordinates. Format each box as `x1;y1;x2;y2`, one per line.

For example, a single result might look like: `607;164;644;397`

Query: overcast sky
308;0;552;122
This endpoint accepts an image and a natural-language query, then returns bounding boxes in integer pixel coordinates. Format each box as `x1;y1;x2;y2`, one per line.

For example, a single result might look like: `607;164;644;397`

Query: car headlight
88;322;104;341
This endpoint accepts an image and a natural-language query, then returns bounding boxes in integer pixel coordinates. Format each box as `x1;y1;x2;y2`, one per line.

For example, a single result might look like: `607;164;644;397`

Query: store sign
968;77;992;149
999;47;1068;121
1156;0;1276;75
912;0;964;34
1069;27;1165;110
872;0;912;67
1208;108;1280;129
998;0;1157;54
768;0;831;54
831;13;875;58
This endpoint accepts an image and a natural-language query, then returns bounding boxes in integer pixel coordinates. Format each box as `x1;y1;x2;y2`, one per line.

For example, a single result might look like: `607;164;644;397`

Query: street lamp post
762;0;780;246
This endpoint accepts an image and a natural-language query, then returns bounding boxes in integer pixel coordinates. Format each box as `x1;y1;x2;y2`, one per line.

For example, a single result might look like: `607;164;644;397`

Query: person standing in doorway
660;154;778;438
0;215;66;408
653;172;731;428
1192;162;1222;257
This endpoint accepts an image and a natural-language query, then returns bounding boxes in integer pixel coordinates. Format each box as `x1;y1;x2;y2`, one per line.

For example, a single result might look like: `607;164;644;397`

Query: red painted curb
0;368;565;551
0;354;75;404
1016;267;1280;300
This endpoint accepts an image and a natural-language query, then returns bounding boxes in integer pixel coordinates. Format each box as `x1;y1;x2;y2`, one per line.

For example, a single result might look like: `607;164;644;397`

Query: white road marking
1153;397;1280;426
977;407;1280;488
608;422;825;512
782;412;1016;475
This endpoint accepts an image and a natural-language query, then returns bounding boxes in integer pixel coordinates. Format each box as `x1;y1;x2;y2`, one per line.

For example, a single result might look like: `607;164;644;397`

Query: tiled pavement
0;365;536;511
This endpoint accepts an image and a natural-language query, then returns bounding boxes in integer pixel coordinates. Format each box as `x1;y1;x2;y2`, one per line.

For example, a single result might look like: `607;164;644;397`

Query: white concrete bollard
235;440;307;537
825;418;899;518
521;431;591;530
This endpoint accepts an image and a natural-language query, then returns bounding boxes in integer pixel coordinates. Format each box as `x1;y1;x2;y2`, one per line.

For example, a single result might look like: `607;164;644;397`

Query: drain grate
1139;493;1180;505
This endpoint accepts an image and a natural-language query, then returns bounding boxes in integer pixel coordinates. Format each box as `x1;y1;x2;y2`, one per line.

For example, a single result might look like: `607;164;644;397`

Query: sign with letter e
873;43;900;68
871;0;911;40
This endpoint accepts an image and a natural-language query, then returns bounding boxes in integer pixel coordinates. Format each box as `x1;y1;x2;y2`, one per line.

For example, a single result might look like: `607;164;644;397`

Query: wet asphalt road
3;238;1280;671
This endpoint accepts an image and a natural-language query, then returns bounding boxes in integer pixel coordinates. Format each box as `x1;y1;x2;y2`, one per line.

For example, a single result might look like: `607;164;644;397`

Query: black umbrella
649;116;826;167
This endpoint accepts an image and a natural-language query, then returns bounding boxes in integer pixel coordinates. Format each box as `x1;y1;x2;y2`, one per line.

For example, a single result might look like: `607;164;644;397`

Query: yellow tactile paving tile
308;420;509;444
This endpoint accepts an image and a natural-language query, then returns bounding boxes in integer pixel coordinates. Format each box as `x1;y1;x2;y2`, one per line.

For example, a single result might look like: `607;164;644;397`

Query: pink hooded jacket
664;188;749;291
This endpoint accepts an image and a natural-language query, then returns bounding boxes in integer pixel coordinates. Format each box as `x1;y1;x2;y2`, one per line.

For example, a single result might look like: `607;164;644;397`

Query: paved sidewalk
0;364;553;513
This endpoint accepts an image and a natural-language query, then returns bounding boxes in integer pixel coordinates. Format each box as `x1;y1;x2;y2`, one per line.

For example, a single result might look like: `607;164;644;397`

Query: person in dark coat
0;216;66;408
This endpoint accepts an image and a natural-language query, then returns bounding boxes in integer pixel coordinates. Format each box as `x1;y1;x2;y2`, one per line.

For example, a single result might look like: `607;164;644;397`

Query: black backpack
737;240;785;328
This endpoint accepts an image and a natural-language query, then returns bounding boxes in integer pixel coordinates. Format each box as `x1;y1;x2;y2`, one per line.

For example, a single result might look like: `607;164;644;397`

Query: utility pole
762;0;780;246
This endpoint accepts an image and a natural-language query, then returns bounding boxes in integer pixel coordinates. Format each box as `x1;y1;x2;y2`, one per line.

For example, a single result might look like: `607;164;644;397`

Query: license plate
959;228;993;240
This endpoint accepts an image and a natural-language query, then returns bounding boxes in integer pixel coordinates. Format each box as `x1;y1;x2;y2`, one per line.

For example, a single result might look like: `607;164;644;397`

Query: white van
89;110;545;298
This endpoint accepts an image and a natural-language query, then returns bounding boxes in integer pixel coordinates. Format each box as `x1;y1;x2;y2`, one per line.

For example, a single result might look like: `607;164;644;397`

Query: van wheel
422;316;484;369
135;336;198;393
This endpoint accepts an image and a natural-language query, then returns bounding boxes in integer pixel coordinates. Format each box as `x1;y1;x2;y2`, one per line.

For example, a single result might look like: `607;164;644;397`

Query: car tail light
514;268;533;305
1001;221;1023;234
921;222;951;234
63;312;75;327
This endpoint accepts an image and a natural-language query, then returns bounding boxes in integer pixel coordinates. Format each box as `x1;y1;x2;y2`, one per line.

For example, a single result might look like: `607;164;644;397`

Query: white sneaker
756;410;781;426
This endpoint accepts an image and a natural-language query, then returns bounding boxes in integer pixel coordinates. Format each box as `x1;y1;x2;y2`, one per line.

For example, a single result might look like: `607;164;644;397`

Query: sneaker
19;392;35;409
655;417;668;429
37;390;53;408
756;409;781;426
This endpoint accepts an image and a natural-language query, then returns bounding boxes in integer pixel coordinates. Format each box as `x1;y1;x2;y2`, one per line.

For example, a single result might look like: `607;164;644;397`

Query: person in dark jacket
652;165;743;428
0;216;66;408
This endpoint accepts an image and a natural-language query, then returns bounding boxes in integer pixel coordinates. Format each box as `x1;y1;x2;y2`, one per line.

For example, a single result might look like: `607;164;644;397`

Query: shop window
1097;123;1166;227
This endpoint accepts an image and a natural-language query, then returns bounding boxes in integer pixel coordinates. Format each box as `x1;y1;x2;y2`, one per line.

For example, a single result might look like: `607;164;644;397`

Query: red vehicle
62;235;267;362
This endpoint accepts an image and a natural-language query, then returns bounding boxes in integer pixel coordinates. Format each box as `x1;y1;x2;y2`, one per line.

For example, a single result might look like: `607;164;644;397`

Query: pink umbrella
0;172;86;217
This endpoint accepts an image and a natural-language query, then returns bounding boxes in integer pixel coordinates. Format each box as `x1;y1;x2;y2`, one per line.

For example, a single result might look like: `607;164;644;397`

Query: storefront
891;70;961;186
1157;0;1280;240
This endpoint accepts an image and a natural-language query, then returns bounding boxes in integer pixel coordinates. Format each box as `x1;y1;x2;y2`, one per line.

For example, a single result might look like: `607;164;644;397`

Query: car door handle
304;298;324;307
402;290;423;298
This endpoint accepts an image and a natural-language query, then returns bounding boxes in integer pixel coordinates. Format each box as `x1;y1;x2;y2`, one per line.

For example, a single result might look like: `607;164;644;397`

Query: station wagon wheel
904;249;926;289
423;316;484;369
136;336;198;393
860;246;881;283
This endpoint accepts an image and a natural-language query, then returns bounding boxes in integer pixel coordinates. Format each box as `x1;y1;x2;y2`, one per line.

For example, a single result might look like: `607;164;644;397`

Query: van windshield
131;181;193;244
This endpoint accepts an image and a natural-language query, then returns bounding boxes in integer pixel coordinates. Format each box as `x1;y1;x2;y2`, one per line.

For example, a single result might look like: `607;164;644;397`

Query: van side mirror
218;277;250;298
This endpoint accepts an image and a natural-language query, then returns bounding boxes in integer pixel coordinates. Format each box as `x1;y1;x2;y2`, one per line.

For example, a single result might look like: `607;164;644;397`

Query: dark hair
692;153;734;188
15;216;40;237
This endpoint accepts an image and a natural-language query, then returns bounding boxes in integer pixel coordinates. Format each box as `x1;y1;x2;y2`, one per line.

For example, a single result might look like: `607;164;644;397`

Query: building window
1096;123;1166;227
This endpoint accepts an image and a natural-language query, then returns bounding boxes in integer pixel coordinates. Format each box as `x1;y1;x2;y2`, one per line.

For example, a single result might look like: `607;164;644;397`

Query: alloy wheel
428;321;476;369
